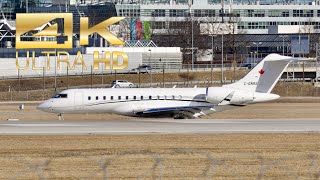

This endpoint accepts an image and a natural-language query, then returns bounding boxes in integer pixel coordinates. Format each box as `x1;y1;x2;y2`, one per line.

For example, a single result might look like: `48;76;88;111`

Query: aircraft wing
138;105;215;119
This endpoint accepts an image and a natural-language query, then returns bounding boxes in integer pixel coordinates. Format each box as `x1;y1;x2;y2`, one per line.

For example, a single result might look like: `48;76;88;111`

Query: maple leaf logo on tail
259;69;264;75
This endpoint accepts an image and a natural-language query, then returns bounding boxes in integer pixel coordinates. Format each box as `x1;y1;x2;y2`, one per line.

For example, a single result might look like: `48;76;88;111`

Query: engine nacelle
206;87;254;105
229;91;254;105
206;87;233;104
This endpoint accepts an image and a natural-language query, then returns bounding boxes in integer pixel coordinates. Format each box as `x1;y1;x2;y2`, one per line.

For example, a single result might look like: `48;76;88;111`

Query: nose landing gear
58;113;64;120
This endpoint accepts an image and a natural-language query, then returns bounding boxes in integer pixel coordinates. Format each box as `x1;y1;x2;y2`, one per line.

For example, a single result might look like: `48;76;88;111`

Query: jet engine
205;87;233;104
229;91;254;105
206;87;254;105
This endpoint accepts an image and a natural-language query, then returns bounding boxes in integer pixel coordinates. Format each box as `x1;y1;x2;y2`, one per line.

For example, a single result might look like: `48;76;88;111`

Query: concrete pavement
1;118;320;135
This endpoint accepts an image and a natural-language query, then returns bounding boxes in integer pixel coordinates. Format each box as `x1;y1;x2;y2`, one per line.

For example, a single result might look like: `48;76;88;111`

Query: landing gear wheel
58;113;64;121
173;114;186;119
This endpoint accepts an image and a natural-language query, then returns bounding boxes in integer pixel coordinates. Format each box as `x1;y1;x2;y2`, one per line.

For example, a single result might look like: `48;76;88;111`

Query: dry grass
0;134;320;179
273;82;320;96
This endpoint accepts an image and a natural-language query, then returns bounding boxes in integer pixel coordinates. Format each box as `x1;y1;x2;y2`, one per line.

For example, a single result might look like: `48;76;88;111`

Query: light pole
26;0;28;13
254;51;257;65
279;35;288;55
148;49;152;87
188;4;194;70
316;42;319;83
138;63;141;88
54;49;57;92
211;34;214;85
102;50;105;85
286;42;290;55
209;35;217;85
253;42;262;61
221;31;224;84
298;8;301;57
160;58;165;88
246;46;250;64
250;52;253;67
220;3;225;84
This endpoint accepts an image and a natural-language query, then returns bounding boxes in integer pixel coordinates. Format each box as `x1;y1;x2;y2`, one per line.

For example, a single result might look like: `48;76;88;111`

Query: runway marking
136;120;251;124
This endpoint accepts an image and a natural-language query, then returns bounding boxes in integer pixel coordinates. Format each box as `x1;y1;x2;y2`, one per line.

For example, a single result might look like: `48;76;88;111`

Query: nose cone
37;101;51;112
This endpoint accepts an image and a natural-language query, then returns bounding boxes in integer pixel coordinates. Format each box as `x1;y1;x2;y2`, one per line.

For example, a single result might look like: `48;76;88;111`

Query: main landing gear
173;113;192;119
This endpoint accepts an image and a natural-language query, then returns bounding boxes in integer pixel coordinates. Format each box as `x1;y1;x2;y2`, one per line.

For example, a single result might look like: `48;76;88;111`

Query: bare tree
117;18;131;42
301;18;314;34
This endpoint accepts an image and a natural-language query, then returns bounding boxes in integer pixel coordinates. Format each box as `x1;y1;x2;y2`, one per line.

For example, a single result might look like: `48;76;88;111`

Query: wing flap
142;105;213;114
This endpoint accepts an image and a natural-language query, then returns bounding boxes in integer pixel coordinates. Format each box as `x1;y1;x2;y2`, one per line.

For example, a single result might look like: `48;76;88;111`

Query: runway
1;118;320;134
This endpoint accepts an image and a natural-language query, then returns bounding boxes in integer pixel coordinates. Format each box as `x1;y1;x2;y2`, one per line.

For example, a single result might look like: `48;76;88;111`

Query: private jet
37;54;310;119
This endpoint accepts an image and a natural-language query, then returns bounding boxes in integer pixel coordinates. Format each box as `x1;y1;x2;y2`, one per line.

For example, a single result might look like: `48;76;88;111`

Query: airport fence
0;89;55;101
0;66;318;101
2;61;319;80
2;150;320;179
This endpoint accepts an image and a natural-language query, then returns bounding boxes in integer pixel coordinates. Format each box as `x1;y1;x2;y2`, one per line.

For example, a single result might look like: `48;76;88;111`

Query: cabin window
60;94;68;98
118;96;121;100
52;94;68;98
111;96;114;100
96;96;99;100
149;96;152;100
133;96;136;100
88;96;91;100
103;96;106;100
141;96;143;100
126;96;129;100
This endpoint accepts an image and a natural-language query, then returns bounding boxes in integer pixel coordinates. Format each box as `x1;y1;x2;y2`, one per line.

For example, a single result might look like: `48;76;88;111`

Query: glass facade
269;10;290;17
134;7;320;32
28;4;117;33
0;0;52;19
208;0;314;5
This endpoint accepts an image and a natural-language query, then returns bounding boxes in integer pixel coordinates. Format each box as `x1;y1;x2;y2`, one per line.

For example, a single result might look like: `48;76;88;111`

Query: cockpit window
52;94;68;98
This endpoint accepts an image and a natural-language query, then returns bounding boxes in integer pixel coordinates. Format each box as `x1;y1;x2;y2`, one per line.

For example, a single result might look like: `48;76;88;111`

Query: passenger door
74;91;84;111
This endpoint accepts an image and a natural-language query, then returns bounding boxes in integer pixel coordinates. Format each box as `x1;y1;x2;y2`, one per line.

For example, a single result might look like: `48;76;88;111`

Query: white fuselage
38;88;214;116
37;87;279;118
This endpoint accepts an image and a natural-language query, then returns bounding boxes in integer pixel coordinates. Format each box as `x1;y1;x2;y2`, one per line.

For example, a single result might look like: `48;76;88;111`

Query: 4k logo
16;13;125;49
